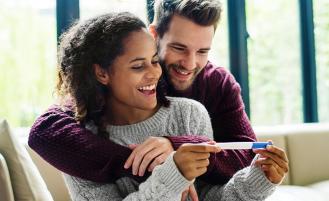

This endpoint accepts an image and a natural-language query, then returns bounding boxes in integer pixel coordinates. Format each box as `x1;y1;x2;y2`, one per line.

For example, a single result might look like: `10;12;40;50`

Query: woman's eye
131;65;143;70
151;60;159;64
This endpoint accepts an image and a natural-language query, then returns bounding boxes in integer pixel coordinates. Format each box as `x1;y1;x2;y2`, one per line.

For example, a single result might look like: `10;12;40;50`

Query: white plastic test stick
216;142;272;150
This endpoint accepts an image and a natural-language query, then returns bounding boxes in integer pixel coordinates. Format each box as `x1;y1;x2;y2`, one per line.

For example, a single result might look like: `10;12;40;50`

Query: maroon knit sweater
28;62;256;184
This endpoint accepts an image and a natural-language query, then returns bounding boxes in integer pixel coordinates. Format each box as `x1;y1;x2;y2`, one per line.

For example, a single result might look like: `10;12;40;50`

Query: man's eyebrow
199;48;211;51
129;52;158;63
170;42;211;51
169;42;187;48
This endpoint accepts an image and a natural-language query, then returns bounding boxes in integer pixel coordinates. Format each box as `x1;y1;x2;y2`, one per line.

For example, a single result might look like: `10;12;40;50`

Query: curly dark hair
56;12;169;130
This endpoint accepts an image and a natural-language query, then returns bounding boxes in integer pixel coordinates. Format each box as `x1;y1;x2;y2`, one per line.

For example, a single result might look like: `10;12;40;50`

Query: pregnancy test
216;142;272;150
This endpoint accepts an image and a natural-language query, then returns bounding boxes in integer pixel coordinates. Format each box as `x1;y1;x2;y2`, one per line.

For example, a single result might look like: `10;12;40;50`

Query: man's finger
148;153;166;172
181;190;188;201
124;150;137;169
189;185;199;201
138;148;163;176
131;146;155;175
128;144;138;149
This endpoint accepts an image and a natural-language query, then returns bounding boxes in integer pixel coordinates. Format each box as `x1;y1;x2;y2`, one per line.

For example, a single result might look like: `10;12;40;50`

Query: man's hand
124;137;174;176
174;143;221;181
253;143;289;184
181;184;199;201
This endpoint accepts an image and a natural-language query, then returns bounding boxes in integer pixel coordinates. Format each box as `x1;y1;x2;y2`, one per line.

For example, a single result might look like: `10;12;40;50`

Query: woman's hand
253;143;289;184
181;184;199;201
174;143;221;181
124;137;174;176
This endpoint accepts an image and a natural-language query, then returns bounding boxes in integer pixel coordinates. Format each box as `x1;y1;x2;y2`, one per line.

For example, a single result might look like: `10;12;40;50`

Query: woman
57;12;287;200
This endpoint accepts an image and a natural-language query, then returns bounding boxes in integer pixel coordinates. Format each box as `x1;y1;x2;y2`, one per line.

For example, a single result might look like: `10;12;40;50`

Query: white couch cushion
0;152;15;201
309;180;329;197
266;185;328;201
0;119;53;201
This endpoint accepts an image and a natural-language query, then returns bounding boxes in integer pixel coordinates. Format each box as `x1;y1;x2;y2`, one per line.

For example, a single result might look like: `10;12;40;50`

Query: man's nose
181;53;197;71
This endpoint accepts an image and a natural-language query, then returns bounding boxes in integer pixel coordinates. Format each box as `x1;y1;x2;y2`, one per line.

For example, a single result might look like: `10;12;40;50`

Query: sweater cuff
165;135;210;150
234;155;278;199
153;152;193;195
244;166;277;194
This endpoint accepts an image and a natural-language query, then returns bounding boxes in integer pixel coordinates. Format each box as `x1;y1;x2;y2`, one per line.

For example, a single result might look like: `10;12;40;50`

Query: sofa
1;118;329;201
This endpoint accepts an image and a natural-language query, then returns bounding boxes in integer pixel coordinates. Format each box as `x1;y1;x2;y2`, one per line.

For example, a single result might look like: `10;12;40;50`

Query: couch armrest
286;124;329;185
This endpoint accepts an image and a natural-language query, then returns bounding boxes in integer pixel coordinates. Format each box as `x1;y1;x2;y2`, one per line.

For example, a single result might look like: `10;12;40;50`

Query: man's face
157;14;215;91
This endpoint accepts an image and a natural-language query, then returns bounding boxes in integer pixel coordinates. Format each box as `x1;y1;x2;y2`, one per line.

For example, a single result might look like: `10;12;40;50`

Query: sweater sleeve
28;104;210;183
64;152;192;201
28;105;134;183
197;155;277;201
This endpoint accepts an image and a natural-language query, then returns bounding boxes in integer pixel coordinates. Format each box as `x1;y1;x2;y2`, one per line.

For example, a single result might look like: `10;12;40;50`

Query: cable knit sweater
64;97;275;201
29;62;256;184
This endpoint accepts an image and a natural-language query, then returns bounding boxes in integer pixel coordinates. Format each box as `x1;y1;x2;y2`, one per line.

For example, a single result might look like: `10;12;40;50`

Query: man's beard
160;60;201;92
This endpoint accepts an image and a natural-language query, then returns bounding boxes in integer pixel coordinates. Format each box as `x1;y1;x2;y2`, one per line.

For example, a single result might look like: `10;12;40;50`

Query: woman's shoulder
166;97;208;114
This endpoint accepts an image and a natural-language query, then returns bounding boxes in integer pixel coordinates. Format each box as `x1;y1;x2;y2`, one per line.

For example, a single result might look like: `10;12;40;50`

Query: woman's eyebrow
129;57;145;63
130;52;158;63
152;52;158;58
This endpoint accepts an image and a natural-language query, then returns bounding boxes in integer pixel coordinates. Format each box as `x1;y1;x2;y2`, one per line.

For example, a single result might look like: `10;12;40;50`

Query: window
246;0;303;125
209;0;229;69
80;0;147;23
0;0;56;127
314;0;329;122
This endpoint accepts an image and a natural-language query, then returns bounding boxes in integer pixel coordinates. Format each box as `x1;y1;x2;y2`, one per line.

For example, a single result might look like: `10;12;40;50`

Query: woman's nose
145;63;162;80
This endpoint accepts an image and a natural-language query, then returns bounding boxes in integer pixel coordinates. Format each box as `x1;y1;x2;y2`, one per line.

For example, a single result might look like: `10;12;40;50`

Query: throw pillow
0;119;53;201
0;152;15;201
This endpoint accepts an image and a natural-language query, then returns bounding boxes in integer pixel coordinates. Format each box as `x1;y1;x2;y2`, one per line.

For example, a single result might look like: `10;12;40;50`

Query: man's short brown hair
152;0;222;38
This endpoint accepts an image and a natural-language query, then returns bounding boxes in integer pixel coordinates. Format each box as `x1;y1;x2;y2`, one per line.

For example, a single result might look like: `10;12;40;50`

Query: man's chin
170;79;192;92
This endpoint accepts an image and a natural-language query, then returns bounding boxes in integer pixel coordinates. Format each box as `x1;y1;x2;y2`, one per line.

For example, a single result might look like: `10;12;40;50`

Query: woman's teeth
138;84;156;91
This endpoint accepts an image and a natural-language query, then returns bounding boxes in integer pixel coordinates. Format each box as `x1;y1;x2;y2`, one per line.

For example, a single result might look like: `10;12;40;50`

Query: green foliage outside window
247;0;303;125
314;0;329;122
0;0;328;127
0;0;56;127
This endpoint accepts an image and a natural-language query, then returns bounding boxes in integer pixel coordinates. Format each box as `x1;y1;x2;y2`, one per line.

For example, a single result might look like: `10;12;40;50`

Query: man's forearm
165;135;210;150
29;105;137;182
29;105;213;183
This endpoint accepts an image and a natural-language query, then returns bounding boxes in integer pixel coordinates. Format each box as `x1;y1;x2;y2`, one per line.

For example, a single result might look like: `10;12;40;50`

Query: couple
30;0;288;200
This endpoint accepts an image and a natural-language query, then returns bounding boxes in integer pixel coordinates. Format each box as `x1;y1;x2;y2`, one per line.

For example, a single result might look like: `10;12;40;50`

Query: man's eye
173;46;184;51
198;50;209;55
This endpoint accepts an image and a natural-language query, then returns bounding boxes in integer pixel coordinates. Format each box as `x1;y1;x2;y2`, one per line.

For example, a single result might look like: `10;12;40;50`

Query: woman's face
107;29;162;112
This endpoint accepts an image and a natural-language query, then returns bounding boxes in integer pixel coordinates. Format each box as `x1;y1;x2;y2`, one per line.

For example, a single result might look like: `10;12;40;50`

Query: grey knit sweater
64;97;276;201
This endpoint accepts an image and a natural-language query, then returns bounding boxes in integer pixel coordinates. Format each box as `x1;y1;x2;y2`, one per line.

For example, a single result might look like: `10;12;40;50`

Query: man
29;0;257;190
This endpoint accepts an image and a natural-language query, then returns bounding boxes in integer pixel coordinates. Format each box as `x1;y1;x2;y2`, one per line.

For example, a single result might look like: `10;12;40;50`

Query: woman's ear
93;64;110;85
148;24;158;40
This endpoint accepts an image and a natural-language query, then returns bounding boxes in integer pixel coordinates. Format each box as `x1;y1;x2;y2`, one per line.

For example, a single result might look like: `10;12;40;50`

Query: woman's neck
105;99;160;126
